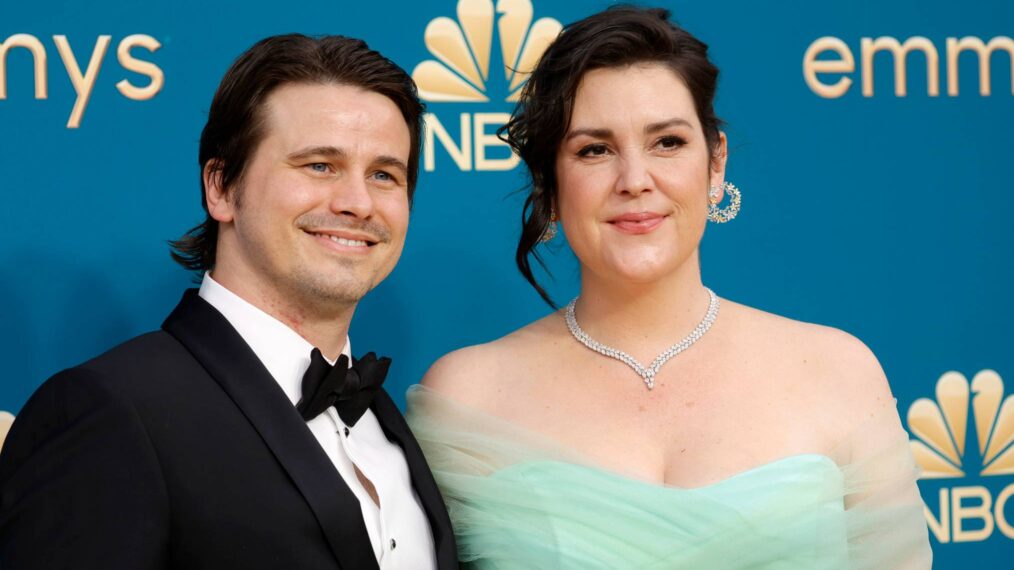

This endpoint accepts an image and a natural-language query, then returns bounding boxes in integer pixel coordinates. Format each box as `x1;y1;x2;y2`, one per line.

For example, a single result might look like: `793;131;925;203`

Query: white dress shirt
199;274;436;569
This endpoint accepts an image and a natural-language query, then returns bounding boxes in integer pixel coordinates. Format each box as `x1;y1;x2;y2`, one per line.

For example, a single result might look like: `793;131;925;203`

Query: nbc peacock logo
907;370;1014;543
412;0;562;102
412;0;562;172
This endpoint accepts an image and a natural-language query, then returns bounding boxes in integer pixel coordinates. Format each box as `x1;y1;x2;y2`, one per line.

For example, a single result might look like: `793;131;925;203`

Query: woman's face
555;63;726;285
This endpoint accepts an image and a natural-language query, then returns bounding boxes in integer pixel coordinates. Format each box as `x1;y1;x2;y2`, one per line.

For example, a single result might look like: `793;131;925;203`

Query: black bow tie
296;349;390;426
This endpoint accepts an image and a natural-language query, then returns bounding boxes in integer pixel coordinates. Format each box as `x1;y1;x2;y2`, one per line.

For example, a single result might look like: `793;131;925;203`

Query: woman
407;6;932;569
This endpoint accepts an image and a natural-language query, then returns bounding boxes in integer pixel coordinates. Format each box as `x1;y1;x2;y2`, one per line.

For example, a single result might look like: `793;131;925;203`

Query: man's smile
304;229;378;253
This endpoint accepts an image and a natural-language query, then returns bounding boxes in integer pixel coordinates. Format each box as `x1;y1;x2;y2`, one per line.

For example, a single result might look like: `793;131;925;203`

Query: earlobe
203;160;235;223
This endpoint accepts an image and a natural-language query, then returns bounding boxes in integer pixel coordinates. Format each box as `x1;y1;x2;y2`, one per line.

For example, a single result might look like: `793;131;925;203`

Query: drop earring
708;181;741;223
540;209;558;243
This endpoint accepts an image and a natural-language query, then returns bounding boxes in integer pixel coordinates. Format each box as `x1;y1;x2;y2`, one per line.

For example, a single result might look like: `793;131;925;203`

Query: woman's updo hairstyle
500;5;722;306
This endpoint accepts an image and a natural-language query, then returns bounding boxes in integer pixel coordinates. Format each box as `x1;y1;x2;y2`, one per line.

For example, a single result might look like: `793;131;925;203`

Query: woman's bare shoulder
724;300;896;426
420;311;566;408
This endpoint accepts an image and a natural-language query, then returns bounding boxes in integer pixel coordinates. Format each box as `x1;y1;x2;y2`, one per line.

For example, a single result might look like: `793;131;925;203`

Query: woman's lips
607;212;666;234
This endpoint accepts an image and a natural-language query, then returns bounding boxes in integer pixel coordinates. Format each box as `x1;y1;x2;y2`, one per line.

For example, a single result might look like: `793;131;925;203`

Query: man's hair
170;34;424;273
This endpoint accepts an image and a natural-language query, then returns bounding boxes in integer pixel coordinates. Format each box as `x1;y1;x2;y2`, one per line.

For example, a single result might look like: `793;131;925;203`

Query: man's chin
294;277;372;308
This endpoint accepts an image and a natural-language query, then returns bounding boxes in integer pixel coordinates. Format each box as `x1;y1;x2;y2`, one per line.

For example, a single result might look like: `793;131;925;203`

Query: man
0;34;457;569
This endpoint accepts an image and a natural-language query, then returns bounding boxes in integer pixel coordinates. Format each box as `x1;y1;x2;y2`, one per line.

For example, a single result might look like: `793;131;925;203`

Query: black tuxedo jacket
0;290;458;569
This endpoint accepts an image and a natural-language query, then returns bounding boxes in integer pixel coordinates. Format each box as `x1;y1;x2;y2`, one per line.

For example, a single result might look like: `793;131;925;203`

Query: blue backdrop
1;0;1011;566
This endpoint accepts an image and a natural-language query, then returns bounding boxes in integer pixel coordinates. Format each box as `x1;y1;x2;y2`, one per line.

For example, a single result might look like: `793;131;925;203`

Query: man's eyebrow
564;127;613;142
645;118;692;133
286;146;346;161
375;155;409;175
286;146;408;176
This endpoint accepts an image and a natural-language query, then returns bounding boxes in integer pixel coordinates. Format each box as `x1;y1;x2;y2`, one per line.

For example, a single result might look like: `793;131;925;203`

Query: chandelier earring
540;208;559;243
708;181;741;223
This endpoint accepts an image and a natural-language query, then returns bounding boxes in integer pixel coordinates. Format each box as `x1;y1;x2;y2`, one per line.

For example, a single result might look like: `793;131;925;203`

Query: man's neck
208;271;355;361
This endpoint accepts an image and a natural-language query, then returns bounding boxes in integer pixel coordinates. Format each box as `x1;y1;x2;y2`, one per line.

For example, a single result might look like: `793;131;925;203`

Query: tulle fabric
405;385;932;569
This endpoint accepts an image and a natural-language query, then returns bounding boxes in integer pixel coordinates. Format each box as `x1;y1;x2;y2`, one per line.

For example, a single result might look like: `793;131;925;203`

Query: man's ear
204;160;235;223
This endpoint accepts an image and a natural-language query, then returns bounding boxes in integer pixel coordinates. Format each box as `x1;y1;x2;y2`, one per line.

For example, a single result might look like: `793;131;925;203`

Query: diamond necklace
564;288;720;390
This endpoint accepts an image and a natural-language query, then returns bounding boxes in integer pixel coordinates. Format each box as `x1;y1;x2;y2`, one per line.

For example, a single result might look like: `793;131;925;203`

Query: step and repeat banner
1;0;1011;566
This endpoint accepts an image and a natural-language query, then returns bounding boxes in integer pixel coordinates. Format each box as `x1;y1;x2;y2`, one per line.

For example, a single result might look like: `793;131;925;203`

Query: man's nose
329;175;374;218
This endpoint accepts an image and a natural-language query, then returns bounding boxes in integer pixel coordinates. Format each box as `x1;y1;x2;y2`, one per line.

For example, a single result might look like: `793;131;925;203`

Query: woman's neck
571;255;713;363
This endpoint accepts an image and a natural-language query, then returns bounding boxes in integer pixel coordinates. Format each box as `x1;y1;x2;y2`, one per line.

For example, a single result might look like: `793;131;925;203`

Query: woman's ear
710;131;728;186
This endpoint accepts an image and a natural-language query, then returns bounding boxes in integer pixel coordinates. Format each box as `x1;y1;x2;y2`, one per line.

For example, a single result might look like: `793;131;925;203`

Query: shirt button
343;427;350;437
390;538;397;550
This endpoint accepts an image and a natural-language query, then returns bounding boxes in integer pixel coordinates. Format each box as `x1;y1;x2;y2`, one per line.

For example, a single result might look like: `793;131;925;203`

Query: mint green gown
405;386;932;569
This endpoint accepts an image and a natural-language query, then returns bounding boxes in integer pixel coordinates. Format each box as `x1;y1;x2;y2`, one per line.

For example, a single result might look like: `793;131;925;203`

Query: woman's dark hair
170;34;424;273
500;6;722;306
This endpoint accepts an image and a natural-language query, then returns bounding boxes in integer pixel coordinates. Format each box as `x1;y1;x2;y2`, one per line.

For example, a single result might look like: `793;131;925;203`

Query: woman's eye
577;144;609;157
657;136;686;150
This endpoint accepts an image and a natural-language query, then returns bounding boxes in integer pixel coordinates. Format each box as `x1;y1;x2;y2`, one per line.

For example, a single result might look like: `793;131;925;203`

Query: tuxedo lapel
371;390;459;569
162;289;379;570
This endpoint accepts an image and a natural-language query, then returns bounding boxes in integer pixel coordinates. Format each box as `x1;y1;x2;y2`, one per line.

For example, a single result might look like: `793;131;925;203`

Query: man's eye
308;163;329;173
577;144;608;157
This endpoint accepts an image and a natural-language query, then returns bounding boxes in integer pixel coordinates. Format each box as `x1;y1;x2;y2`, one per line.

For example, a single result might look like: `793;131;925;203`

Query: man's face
209;82;411;316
